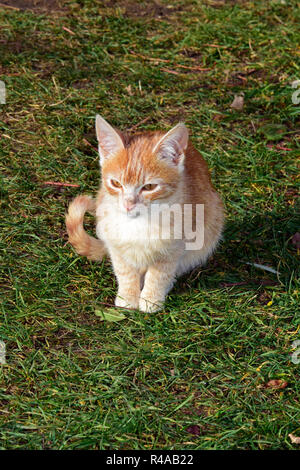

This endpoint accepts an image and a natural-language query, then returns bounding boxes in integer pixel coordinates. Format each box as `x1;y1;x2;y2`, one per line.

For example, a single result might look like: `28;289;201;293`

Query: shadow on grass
175;205;299;294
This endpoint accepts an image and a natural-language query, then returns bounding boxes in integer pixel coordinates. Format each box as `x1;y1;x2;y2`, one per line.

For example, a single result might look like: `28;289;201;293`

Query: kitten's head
95;115;189;217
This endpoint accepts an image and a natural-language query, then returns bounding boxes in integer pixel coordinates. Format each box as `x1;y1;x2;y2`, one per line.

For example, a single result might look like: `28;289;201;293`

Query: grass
0;0;299;450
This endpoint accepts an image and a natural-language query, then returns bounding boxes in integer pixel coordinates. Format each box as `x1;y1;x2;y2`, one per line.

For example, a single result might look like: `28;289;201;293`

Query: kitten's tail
65;195;106;261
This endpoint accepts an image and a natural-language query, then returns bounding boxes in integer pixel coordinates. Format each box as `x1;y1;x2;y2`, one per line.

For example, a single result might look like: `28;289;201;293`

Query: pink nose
124;199;136;212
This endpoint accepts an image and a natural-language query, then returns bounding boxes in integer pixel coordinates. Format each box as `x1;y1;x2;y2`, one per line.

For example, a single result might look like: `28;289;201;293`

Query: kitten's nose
124;198;136;212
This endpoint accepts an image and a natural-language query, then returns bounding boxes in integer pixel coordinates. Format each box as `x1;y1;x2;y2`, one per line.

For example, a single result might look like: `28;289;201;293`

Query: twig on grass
83;138;98;152
62;26;75;35
267;144;293;151
127;116;151;132
43;181;80;188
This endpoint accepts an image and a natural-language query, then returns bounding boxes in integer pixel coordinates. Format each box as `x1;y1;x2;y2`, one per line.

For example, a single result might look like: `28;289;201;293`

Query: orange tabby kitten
66;115;224;312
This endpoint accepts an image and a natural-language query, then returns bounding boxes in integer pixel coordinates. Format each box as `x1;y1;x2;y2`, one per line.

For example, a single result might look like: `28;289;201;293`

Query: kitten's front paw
115;295;139;310
139;297;164;313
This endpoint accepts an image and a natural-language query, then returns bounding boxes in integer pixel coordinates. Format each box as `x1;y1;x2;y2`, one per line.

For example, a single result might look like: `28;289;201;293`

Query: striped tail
65;195;106;261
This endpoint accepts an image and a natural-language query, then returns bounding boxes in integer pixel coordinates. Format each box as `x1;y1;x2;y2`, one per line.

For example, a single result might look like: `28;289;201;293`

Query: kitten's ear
153;123;189;171
95;115;125;164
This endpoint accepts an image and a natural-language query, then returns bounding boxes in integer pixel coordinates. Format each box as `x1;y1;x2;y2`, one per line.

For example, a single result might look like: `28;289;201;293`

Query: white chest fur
96;200;180;269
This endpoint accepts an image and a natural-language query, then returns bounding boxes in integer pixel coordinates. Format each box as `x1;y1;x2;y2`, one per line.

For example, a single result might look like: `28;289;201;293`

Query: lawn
0;0;299;450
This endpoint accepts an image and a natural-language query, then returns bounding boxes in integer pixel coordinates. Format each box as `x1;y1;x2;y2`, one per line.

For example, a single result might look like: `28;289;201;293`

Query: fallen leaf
230;92;244;111
266;379;288;389
289;433;300;444
95;308;127;322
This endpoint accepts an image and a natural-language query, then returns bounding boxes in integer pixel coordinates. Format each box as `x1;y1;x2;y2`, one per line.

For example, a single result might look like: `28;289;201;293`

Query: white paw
139;297;164;313
115;295;138;310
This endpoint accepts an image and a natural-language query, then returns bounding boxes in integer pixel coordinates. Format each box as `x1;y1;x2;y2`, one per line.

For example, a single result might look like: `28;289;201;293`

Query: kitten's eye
110;179;122;189
142;184;158;192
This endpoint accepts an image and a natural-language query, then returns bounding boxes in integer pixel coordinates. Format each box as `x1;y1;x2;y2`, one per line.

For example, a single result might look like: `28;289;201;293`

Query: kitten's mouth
122;204;148;218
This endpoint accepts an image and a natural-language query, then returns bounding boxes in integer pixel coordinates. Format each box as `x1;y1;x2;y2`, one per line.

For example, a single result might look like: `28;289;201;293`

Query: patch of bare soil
101;0;183;19
0;33;54;61
0;0;66;13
